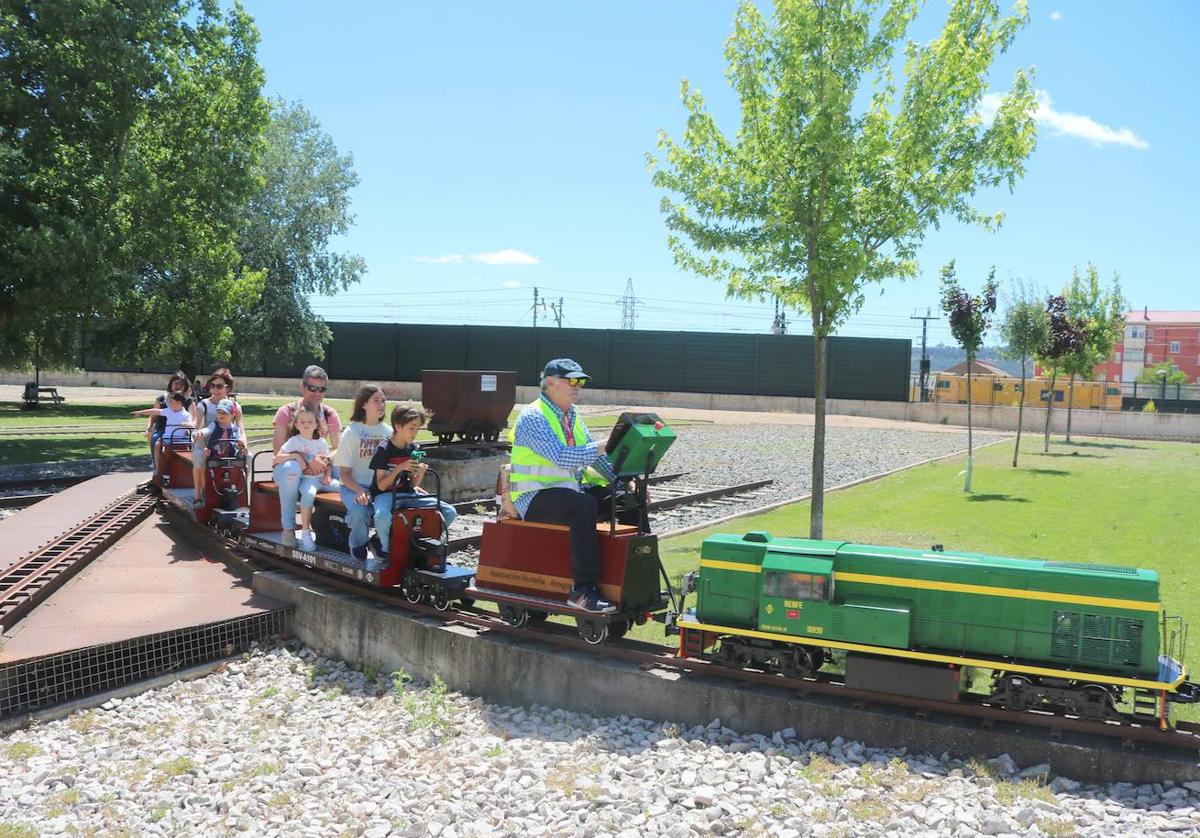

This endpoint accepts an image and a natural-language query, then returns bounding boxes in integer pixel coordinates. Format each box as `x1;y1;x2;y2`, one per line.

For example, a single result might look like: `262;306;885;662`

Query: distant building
1099;309;1200;384
1034;309;1200;384
943;359;1009;377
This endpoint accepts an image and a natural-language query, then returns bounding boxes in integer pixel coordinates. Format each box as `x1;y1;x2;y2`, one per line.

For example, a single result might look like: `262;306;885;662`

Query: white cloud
413;248;541;266
502;280;521;289
1050;10;1063;21
980;90;1149;150
471;249;540;266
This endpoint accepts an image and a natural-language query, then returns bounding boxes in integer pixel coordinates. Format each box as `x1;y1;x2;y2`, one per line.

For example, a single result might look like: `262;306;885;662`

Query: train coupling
657;610;681;635
1172;681;1200;703
680;571;698;595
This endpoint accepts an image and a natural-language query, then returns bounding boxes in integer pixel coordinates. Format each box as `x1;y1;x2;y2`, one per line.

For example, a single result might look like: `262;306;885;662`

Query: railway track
442;477;776;553
0;492;156;630
206;531;1200;756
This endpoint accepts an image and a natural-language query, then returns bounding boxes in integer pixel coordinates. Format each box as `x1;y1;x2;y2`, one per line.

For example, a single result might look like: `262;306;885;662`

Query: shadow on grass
1026;468;1069;477
0;435;149;467
966;493;1030;503
1035;451;1109;459
1061;440;1149;451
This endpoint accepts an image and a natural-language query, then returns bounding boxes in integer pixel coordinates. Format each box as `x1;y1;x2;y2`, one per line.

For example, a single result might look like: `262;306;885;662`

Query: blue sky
243;1;1199;346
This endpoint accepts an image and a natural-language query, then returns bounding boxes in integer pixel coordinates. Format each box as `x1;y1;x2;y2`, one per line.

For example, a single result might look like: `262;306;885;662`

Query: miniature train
152;415;1199;729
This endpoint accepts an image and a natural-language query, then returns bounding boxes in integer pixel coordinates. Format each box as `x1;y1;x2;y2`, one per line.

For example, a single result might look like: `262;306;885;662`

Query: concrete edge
252;568;1200;785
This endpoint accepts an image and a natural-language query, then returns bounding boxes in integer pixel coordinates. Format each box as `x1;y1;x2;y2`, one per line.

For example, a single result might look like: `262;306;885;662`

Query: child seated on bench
132;390;195;483
369;404;458;562
272;405;334;551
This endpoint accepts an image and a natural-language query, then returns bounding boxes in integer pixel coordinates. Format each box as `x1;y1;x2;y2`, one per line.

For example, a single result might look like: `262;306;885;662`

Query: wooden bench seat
255;480;343;509
498;518;640;536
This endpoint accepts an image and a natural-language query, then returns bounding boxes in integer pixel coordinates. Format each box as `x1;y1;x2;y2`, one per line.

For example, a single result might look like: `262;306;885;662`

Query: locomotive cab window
763;571;830;601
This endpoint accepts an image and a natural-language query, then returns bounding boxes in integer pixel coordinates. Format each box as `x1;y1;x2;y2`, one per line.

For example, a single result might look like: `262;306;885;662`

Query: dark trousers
524;486;636;589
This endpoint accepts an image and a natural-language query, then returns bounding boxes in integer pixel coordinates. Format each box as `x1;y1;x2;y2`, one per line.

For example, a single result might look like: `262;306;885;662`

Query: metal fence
909;374;1200;413
84;324;913;402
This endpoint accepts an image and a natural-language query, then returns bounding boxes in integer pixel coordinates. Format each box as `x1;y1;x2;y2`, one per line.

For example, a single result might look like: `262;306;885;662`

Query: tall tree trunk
964;356;973;492
1066;374;1076;443
810;332;827;540
1043;365;1058;453
1013;352;1026;467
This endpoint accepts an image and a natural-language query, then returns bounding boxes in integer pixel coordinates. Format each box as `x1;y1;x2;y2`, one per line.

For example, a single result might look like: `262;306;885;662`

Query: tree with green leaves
999;278;1048;467
1137;362;1189;395
0;0;268;373
1060;264;1125;442
939;261;997;492
649;0;1036;537
230;99;365;372
1137;362;1188;386
1037;295;1085;452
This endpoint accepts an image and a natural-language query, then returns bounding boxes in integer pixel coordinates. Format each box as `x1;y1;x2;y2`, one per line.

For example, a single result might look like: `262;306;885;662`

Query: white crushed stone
3;643;1197;837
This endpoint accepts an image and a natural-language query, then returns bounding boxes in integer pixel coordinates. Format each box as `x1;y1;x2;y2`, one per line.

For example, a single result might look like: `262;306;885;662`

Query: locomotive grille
1113;618;1143;667
1043;561;1138;575
1081;614;1114;665
1051;610;1081;659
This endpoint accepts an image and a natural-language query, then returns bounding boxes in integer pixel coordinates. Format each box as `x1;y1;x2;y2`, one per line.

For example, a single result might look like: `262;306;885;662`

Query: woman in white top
333;384;391;565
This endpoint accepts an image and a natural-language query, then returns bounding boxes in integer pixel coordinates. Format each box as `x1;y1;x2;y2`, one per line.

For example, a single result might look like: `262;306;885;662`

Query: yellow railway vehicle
925;374;1122;410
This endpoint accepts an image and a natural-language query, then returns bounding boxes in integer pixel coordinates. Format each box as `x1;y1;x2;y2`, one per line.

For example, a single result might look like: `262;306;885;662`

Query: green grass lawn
0;398;355;466
0;398;699;467
635;435;1200;717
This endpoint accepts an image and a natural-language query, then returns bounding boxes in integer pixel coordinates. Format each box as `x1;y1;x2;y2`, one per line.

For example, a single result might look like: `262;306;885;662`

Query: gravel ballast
3;644;1198;837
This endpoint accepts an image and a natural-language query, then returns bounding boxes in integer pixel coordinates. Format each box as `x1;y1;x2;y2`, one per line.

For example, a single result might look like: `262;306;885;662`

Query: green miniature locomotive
674;532;1196;725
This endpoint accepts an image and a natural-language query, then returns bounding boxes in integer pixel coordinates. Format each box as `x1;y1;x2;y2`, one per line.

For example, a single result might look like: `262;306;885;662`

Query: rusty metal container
421;370;516;443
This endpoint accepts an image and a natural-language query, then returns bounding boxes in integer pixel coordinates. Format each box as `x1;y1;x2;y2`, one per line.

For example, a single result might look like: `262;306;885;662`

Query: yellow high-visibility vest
509;398;607;504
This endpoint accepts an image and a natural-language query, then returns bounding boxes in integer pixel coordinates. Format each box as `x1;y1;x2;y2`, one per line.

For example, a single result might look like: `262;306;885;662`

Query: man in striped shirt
510;358;631;613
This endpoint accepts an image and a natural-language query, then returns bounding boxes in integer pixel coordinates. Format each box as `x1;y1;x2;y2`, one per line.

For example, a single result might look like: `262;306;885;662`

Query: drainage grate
0;608;292;718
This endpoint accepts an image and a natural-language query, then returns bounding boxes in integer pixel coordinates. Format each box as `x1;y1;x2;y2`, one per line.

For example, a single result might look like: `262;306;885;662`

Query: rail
222;541;1200;756
443;478;775;552
0;492;156;630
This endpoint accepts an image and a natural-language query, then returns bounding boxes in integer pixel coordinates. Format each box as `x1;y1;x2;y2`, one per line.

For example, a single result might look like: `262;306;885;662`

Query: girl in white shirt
333;384;391;565
272;407;334;551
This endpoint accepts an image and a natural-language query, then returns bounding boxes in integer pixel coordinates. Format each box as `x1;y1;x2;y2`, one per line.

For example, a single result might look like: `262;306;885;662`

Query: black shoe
368;534;385;557
351;544;368;561
567;587;616;613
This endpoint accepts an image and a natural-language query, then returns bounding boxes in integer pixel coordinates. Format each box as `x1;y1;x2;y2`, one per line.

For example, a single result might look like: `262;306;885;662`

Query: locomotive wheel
1000;676;1036;712
577;619;609;645
458;597;476;608
526;610;548;623
436;433;455;445
779;646;820;679
500;605;529;627
403;581;424;604
431;589;451;611
1076;685;1114;721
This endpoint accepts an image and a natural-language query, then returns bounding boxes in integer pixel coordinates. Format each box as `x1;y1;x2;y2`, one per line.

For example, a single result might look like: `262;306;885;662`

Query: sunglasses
305;383;328;393
564;377;587;388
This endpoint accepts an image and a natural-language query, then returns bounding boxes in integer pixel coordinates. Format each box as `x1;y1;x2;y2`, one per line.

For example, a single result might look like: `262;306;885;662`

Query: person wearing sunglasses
271;364;344;547
508;358;635;613
186;370;247;504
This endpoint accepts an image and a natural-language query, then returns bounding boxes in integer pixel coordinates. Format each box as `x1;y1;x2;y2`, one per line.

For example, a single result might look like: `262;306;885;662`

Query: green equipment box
605;412;676;476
